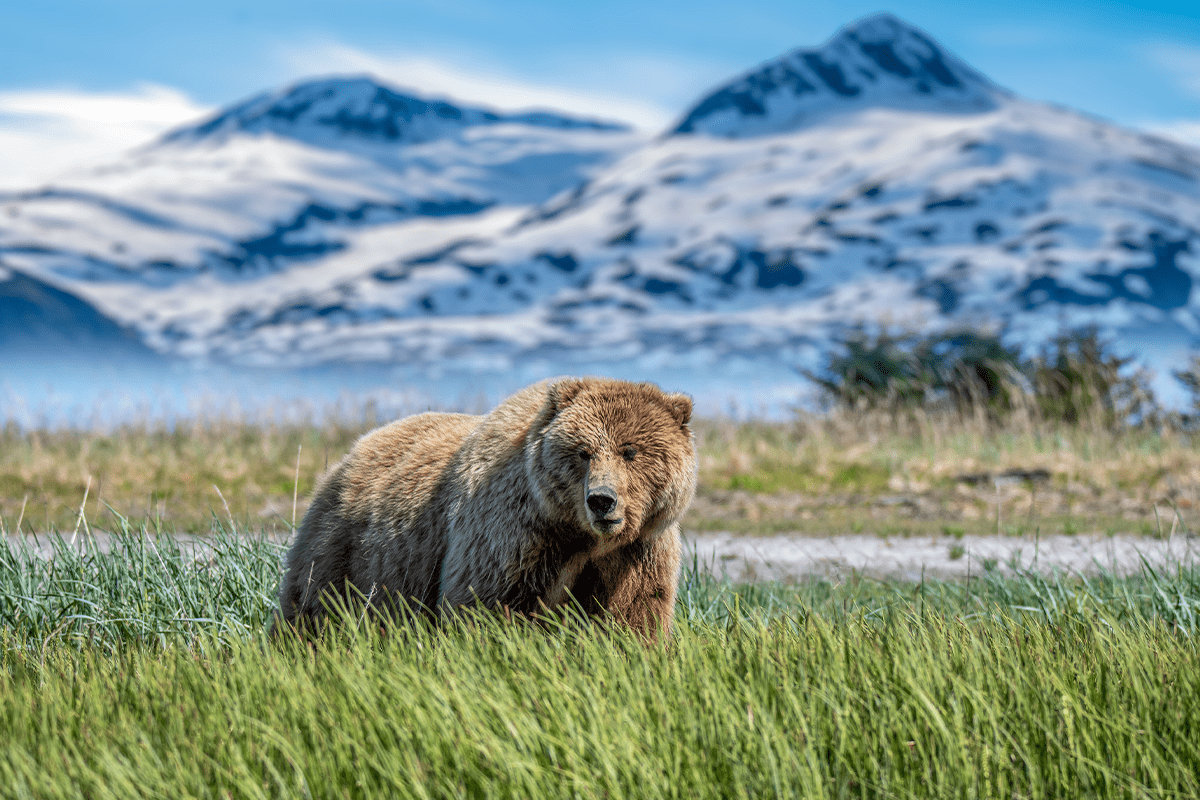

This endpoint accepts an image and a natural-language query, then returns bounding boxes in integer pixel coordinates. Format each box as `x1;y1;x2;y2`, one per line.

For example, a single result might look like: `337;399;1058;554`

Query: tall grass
3;590;1199;798
695;405;1198;494
2;517;1200;797
691;408;1200;536
0;514;286;652
4;515;1200;652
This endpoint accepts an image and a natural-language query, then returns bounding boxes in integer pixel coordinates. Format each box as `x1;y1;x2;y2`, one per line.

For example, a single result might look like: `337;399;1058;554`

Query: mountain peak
159;75;630;148
671;13;1005;138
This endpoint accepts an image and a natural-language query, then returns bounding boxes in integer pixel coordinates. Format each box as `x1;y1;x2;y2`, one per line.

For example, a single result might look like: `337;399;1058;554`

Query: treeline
805;327;1195;426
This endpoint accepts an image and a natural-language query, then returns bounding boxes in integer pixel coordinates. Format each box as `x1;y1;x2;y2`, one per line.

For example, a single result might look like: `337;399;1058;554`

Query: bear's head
528;377;696;546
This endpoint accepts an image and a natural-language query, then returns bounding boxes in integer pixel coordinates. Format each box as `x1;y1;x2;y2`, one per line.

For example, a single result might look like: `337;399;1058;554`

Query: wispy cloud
0;84;210;190
1137;42;1200;149
1147;42;1200;97
273;40;680;131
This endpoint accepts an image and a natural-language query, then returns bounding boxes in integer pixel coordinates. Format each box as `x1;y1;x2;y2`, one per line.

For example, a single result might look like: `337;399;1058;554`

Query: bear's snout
586;487;618;517
585;483;623;535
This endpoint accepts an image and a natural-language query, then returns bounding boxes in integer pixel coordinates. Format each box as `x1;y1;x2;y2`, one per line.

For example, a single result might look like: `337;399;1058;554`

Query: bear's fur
273;377;696;640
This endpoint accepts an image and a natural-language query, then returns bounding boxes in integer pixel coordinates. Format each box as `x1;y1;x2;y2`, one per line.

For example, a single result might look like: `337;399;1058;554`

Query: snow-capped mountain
3;13;1200;412
165;76;627;145
672;13;1004;137
0;76;641;288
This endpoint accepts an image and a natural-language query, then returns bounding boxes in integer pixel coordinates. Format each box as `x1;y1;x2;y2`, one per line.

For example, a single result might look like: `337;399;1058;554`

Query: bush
802;330;932;411
807;326;1155;425
914;330;1025;413
1173;355;1200;420
804;328;1022;416
1029;328;1156;425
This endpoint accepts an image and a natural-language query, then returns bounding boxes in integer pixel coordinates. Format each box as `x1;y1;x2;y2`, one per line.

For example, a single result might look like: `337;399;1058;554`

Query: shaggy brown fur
273;377;696;640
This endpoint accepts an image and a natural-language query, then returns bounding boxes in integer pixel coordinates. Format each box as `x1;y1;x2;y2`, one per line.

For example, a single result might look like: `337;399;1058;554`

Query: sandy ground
684;531;1200;582
3;530;289;562
8;528;1199;584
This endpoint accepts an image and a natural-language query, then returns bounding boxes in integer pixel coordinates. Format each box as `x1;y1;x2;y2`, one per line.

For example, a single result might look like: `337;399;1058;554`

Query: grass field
3;410;1200;797
1;520;1200;798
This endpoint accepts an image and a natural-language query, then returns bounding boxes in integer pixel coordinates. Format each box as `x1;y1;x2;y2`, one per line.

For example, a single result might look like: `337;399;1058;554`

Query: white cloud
0;45;707;190
274;41;678;132
0;84;211;190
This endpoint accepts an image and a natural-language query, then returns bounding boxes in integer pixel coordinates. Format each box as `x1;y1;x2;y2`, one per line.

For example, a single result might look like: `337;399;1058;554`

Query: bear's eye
577;449;591;462
622;445;638;461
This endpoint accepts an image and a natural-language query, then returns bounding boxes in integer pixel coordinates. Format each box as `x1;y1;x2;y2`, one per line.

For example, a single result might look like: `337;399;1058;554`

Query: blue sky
2;0;1200;187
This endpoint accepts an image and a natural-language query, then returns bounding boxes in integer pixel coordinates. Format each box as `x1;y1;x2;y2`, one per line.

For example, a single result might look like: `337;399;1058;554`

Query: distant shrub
807;326;1155;426
1172;355;1200;424
1174;357;1200;400
913;330;1025;414
804;328;1022;416
1029;328;1155;425
802;330;931;411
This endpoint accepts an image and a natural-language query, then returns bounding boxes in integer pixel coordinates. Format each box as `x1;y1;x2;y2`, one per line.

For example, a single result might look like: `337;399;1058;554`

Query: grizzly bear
273;377;696;640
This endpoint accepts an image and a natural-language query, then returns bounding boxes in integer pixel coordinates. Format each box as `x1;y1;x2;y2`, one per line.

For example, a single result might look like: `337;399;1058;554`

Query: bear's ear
664;393;692;426
547;378;587;413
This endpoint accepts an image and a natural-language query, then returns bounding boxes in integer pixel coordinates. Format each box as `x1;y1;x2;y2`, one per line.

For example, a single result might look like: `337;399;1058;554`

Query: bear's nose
587;489;618;517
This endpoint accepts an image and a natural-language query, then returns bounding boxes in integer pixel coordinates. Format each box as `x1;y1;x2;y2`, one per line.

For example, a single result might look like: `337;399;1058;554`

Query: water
2;354;811;430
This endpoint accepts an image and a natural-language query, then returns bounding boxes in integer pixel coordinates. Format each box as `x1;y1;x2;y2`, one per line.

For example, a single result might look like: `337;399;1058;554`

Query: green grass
3;581;1200;798
2;518;1200;797
0;519;284;653
5;518;1200;653
726;462;892;494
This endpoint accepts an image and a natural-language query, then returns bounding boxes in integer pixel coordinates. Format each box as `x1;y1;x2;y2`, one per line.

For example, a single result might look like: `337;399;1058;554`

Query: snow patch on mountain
0;75;644;287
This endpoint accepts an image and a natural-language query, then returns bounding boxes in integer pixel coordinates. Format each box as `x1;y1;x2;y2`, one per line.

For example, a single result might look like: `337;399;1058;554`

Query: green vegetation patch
3;601;1200;799
3;522;1200;797
0;522;284;652
726;461;890;494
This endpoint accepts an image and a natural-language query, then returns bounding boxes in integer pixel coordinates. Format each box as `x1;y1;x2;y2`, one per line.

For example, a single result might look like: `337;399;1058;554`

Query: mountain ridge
671;13;1005;138
0;75;643;288
160;75;630;149
3;13;1199;412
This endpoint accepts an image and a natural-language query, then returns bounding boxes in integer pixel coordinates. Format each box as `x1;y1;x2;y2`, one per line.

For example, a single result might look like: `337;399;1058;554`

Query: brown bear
273;376;696;640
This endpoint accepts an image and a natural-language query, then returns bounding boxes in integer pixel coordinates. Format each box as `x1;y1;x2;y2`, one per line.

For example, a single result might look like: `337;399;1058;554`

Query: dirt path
9;527;1198;584
3;530;289;561
683;531;1200;582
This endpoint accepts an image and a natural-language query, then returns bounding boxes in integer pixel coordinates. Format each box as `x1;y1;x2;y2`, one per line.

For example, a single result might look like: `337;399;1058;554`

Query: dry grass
2;405;1198;537
690;407;1200;537
0;417;372;534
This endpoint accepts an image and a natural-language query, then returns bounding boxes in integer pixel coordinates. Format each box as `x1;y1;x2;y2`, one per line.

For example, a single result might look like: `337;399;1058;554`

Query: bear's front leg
592;530;682;641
